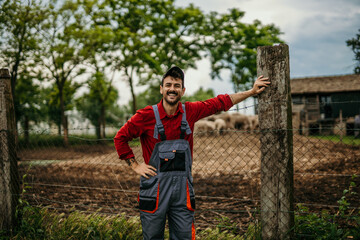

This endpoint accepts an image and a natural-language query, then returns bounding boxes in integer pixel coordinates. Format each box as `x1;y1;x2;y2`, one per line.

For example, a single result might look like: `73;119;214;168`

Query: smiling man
114;66;269;240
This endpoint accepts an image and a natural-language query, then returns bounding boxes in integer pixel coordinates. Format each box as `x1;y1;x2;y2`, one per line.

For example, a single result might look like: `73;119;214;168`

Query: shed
290;74;360;135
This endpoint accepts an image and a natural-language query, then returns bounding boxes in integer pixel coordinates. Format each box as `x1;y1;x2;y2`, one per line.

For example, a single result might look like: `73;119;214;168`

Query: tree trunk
58;121;61;136
100;104;106;138
58;83;69;146
127;68;137;114
23;115;29;145
95;121;101;139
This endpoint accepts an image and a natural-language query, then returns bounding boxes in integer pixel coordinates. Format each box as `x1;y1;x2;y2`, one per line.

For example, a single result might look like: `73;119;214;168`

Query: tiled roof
290;74;360;94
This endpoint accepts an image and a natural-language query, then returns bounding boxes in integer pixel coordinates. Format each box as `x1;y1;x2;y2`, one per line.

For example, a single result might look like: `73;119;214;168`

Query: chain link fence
10;108;359;237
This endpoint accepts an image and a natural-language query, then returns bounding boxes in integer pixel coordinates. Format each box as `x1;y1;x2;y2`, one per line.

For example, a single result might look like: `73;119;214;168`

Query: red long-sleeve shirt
114;95;233;164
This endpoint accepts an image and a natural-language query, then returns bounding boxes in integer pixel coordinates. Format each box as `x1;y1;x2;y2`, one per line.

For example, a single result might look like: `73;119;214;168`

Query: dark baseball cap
162;66;184;81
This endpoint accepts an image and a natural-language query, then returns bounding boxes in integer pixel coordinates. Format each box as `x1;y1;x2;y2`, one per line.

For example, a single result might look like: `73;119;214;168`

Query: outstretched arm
229;75;270;105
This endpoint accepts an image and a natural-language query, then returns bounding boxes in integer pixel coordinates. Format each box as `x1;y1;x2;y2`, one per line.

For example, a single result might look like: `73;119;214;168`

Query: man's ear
181;87;186;96
160;85;163;94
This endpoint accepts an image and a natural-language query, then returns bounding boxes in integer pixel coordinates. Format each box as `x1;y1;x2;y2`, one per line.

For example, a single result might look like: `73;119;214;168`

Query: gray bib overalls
139;104;196;240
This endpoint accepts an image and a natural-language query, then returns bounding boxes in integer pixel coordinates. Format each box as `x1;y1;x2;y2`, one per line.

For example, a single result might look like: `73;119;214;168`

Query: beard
163;91;181;106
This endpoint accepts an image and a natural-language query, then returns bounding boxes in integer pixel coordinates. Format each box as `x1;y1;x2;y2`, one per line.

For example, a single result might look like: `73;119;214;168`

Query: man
114;66;269;240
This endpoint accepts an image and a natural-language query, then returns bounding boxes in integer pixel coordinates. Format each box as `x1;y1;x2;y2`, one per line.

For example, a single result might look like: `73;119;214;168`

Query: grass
18;134;141;149
309;135;360;146
1;207;144;240
1;206;255;240
1;204;359;240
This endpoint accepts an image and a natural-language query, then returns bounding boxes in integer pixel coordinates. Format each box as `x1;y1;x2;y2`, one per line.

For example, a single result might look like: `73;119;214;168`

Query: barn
290;74;360;136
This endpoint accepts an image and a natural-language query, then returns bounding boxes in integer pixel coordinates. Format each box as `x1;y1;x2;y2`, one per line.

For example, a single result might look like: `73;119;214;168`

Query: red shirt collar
157;99;184;119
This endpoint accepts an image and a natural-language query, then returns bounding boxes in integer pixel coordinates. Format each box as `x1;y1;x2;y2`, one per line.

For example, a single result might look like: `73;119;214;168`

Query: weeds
294;174;360;239
2;174;358;239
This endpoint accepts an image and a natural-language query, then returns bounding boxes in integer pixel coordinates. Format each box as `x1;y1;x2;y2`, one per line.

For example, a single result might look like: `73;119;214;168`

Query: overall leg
167;177;195;240
168;206;195;240
140;177;173;240
140;209;166;240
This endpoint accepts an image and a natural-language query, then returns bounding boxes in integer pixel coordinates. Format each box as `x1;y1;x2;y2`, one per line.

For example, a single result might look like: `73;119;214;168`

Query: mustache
166;91;178;95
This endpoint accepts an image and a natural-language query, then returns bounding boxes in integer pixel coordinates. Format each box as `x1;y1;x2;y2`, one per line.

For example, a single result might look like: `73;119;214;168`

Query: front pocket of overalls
186;179;196;211
159;151;186;172
139;177;159;213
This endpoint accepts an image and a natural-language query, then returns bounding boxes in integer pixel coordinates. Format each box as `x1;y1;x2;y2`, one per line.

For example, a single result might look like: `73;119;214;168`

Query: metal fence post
0;68;19;232
256;44;294;239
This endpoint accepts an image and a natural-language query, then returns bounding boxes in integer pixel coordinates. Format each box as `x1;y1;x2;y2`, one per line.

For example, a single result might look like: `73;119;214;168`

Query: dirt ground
18;132;360;234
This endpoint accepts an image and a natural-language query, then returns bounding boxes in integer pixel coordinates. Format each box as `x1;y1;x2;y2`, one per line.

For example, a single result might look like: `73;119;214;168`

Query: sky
117;0;360;113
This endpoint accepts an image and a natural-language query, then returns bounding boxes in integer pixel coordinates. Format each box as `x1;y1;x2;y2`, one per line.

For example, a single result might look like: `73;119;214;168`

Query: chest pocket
158;141;188;172
159;150;186;172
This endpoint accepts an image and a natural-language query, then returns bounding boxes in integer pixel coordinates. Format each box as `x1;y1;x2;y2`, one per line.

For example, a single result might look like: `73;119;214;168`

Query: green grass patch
2;207;144;240
2;204;359;240
18;134;113;149
18;134;142;149
309;135;360;146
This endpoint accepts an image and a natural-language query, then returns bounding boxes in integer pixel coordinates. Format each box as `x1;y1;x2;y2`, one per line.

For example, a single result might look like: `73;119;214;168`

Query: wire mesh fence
11;113;360;237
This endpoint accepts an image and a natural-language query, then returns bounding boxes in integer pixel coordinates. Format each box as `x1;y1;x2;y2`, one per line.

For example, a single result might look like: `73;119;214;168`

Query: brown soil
18;132;360;234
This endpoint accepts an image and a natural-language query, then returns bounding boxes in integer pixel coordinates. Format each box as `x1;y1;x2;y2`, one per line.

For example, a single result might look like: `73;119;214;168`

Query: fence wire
0;99;358;238
4;121;356;237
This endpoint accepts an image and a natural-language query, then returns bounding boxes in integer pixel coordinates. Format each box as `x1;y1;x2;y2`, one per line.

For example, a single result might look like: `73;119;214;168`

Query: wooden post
339;109;343;142
257;44;294;239
0;68;19;232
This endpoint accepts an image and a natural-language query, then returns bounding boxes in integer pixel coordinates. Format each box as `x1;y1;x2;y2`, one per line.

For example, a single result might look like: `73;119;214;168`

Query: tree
346;29;360;74
182;87;215;102
38;78;79;137
74;0;120;138
106;0;206;114
132;84;215;111
14;69;43;143
37;0;89;146
106;0;155;114
204;9;283;93
0;0;47;124
143;2;206;80
76;71;119;139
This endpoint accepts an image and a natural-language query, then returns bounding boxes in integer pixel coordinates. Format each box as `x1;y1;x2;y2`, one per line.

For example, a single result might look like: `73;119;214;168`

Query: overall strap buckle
152;104;166;141
180;103;192;139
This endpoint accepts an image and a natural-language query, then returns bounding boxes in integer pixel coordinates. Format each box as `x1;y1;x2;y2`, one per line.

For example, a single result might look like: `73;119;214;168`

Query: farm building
290;74;360;136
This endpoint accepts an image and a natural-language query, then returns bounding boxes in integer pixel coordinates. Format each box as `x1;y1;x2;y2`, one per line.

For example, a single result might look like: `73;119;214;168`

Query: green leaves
204;8;284;92
346;29;360;74
2;0;287;136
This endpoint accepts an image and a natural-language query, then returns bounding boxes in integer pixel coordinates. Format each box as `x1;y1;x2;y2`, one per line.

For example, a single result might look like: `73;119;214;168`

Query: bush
3;208;143;240
294;175;360;239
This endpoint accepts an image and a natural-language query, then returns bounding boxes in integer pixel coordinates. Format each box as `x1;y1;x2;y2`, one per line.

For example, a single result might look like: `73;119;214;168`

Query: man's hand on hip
133;163;157;179
126;158;157;178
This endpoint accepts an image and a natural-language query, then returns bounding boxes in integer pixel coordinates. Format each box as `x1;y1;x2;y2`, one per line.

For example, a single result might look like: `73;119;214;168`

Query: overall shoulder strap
152;105;166;141
180;103;192;139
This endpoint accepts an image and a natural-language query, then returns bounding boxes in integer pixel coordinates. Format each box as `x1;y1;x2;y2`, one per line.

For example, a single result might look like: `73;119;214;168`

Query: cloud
176;0;359;78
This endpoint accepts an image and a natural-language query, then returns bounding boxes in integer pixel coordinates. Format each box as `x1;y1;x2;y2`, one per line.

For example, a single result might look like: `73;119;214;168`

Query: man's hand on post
250;75;270;95
229;75;270;105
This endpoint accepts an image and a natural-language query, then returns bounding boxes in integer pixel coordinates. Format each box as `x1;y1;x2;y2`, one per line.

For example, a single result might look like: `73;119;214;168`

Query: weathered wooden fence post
257;44;294;239
0;68;19;232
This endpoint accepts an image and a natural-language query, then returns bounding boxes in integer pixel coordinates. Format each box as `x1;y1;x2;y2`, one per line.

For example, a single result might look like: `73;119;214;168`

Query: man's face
160;76;185;106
